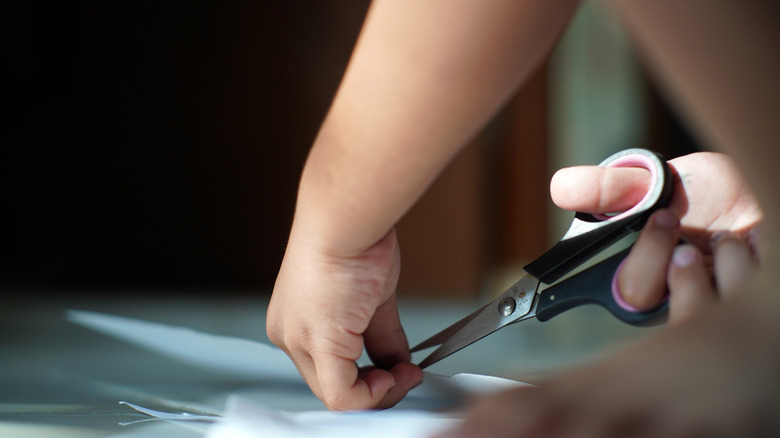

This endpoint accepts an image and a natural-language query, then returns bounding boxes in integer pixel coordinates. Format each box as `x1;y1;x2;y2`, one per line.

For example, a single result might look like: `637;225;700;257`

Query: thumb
363;294;411;368
550;165;651;214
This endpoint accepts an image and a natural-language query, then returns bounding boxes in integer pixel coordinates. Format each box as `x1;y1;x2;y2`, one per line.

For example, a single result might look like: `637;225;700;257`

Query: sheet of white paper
67;310;301;380
119;402;220;422
69;310;531;437
204;395;459;438
67;309;528;402
449;372;527;394
119;396;459;438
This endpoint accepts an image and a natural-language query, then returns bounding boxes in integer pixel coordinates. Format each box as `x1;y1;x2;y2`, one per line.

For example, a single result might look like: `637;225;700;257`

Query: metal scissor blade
410;303;490;353
415;274;541;369
416;315;501;369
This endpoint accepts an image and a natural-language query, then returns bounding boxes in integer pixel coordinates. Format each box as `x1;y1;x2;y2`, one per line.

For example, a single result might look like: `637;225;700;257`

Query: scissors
412;148;674;369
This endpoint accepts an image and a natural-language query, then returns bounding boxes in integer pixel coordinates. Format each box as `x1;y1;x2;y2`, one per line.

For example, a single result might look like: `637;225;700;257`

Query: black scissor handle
535;247;668;326
525;148;673;284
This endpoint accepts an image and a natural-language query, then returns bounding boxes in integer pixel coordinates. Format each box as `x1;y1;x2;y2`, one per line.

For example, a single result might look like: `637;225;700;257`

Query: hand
549;152;763;311
266;228;423;410
439;233;779;438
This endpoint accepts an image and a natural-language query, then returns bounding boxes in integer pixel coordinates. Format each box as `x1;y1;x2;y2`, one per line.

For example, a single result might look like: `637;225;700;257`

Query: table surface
0;293;654;437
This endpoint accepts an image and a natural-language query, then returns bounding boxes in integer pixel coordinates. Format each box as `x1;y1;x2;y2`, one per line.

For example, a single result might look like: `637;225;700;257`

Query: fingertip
667;244;715;325
373;362;424;409
393;361;424;387
549;167;581;208
317;355;390;410
362;367;397;399
671;244;701;269
323;363;418;410
711;233;759;299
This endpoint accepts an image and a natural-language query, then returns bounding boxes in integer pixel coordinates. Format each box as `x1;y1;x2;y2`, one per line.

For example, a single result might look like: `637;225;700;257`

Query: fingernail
652;210;679;229
672;245;699;268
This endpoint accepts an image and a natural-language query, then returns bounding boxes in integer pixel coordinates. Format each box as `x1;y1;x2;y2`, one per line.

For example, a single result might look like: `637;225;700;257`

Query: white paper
118;397;459;438
67;310;301;380
119;402;219;422
205;395;459;438
67;309;528;399
69;310;530;437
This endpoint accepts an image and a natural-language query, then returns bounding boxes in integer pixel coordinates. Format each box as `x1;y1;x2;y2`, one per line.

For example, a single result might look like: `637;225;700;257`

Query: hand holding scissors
412;148;674;368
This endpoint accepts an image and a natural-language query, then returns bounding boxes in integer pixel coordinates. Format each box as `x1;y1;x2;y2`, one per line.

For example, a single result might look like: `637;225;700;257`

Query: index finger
314;351;396;410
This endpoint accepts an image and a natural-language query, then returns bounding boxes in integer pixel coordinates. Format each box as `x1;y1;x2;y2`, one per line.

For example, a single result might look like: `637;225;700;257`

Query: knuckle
293;329;316;354
266;321;282;346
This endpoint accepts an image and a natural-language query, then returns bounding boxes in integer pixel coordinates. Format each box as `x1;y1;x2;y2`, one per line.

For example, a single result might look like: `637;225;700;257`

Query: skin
268;0;580;410
441;232;769;438
552;152;762;311
442;0;780;436
268;0;780;434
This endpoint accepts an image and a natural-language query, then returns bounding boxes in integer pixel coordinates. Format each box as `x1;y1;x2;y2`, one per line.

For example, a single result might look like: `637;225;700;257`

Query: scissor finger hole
593;154;660;222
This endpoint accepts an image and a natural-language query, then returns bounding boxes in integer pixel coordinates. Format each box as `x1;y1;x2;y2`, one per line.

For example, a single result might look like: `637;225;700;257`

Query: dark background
2;2;372;293
1;2;697;296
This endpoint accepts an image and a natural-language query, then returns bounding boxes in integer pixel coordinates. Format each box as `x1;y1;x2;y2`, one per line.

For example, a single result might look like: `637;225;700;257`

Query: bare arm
269;0;578;410
294;0;578;254
446;2;780;436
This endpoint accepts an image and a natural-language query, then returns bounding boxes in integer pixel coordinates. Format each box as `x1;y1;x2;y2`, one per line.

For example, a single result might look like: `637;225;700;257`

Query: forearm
292;0;578;255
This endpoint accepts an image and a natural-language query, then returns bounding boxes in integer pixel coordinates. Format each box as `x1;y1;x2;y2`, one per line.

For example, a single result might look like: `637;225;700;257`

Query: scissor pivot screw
498;297;516;317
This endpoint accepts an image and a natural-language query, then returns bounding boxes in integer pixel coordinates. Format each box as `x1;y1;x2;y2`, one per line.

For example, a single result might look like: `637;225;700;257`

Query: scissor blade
416;274;540;369
410;303;490;353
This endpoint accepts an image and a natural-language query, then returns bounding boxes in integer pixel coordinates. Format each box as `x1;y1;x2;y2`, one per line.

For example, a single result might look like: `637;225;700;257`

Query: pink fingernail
672;245;699;268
